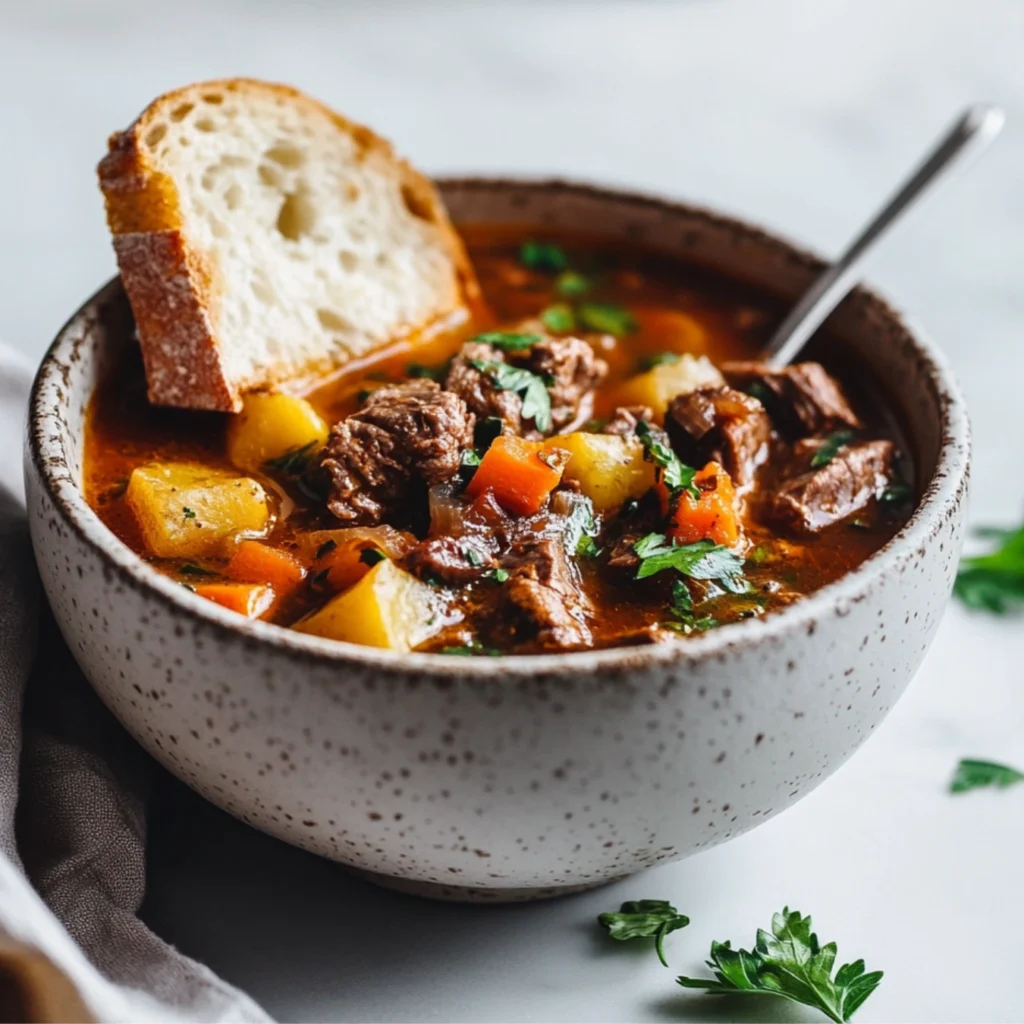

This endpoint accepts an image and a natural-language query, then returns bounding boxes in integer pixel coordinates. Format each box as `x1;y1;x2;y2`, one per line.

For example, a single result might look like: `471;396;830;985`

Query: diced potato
126;462;270;559
614;354;725;419
294;559;450;651
546;432;656;513
226;392;329;474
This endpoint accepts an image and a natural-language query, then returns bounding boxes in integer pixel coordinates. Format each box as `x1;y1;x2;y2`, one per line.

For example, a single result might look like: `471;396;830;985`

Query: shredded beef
767;439;895;534
404;534;497;585
444;334;606;437
319;380;475;525
603;405;655;436
528;335;608;431
722;361;862;435
666;386;771;485
501;533;592;650
444;341;525;435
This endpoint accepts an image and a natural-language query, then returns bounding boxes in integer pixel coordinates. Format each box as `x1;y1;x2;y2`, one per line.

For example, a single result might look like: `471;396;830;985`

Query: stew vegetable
84;228;915;654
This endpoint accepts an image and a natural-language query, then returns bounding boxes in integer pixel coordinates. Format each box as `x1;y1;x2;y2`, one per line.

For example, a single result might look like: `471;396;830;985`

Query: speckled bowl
26;179;969;901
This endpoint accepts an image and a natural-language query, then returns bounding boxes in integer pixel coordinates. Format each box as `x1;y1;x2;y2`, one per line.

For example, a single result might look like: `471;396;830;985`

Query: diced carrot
299;527;416;592
664;462;742;548
464;435;569;516
224;540;306;597
194;582;276;619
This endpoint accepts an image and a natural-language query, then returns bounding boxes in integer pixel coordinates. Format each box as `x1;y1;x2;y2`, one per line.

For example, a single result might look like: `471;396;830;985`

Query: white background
4;1;1023;1021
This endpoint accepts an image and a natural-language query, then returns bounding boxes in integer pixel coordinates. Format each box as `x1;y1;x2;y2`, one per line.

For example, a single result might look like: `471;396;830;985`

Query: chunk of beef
501;534;593;649
528;335;608;431
722;361;862;435
602;405;654;436
319;380;475;525
445;341;525;435
767;439;895;534
404;534;497;585
606;533;642;575
666;386;771;486
444;334;607;438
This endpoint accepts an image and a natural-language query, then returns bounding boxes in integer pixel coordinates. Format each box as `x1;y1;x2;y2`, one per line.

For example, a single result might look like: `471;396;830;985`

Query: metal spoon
764;103;1005;369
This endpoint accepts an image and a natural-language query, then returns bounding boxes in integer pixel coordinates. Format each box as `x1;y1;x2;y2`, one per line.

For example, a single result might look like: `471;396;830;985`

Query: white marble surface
4;0;1024;1020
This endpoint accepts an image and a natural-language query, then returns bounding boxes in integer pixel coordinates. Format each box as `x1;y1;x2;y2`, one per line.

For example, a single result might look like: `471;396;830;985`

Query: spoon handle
764;103;1005;369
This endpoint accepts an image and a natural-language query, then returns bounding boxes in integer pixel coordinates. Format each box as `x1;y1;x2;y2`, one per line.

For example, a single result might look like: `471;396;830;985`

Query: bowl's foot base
346;867;627;903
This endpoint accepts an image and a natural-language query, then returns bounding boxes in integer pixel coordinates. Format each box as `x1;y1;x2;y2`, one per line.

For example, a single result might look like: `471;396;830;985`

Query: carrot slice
464;435;569;516
225;540;306;596
194;582;276;619
664;462;742;548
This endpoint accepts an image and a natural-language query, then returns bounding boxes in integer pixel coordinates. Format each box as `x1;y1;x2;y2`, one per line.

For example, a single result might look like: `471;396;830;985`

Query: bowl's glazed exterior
26;180;969;901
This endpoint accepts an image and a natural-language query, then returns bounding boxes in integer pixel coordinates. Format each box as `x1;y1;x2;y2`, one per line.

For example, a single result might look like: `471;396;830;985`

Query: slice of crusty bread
98;78;480;412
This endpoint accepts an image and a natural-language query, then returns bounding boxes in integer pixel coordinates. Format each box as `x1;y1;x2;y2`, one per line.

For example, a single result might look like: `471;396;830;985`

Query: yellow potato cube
545;432;656;513
614;354;724;418
126;463;270;559
295;559;449;651
226;392;329;474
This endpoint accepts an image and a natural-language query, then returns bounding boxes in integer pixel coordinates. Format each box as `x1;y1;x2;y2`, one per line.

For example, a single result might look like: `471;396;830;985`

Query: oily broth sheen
83;226;913;646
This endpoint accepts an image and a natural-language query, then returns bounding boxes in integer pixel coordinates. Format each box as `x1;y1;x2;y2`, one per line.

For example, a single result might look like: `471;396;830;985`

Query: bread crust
98;78;481;412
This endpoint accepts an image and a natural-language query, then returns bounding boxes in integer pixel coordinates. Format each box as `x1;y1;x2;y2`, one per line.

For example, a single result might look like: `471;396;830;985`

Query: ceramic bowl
25;179;969;901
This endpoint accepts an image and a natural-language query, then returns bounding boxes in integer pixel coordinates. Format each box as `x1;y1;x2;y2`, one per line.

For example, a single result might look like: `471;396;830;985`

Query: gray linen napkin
0;345;271;1023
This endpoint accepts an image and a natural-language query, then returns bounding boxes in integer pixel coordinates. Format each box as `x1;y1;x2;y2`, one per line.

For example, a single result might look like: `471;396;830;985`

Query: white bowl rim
28;175;970;679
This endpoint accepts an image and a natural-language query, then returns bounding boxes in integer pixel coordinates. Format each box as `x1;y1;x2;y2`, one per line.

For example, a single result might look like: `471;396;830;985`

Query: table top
5;1;1023;1020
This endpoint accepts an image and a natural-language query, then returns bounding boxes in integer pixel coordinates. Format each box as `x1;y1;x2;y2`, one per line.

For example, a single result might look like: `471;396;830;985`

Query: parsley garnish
878;481;912;509
406;362;445;381
182;507;196;520
555;270;591;296
359;548;386;567
440;641;501;657
577;302;637;337
463;548;484;567
633;533;747;593
810;430;856;469
519;240;568;272
179;562;215;577
315;539;337;559
264;440;318;476
666;579;717;632
638;352;681;371
677;907;883;1023
540;303;576;334
562;494;600;557
598;900;689;968
485;568;510;583
954;521;1024;614
469;331;542;351
635;421;700;501
950;758;1024;793
469;359;553;433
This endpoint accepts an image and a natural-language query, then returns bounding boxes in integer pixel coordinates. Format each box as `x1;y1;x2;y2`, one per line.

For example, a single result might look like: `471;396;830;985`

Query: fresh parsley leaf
562;494;600;557
485;568;510;583
633;534;748;593
470;331;542;351
954;521;1024;614
598;900;690;968
359;548;386;567
577;302;637;337
182;507;196;520
555;270;591;296
878;481;912;509
635;421;700;501
950;758;1024;793
578;536;601;558
639;352;681;371
810;430;856;469
179;562;215;577
264;440;319;476
520;240;568;272
463;547;484;567
440;642;501;657
470;359;553;433
315;539;338;559
677;907;883;1024
540;303;577;334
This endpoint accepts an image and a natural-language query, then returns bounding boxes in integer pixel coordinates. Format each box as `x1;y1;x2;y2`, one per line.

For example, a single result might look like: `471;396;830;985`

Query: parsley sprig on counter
598;900;689;967
950;758;1024;793
677;907;883;1023
954;520;1024;613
